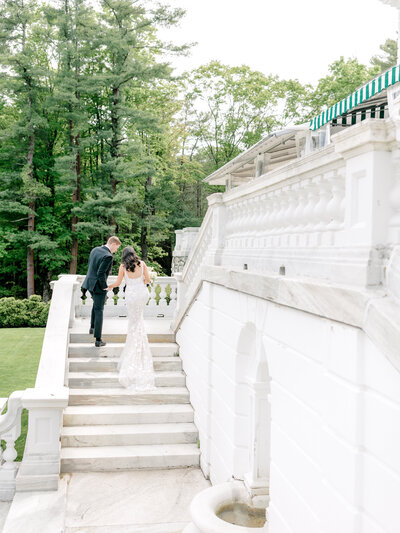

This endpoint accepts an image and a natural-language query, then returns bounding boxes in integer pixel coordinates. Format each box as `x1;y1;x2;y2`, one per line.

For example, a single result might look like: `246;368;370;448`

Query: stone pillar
333;120;395;285
16;387;69;492
205;193;226;266
172;227;200;275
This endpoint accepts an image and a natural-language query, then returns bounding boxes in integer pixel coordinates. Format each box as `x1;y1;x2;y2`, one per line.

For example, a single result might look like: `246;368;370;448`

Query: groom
82;236;121;347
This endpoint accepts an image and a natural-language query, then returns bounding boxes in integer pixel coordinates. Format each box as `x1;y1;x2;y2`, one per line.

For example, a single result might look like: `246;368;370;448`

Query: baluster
295;182;309;234
276;188;289;234
0;418;21;501
116;281;126;307
314;176;332;231
170;283;177;312
269;190;280;235
85;291;93;307
159;282;168;310
302;178;318;232
1;434;17;471
147;282;157;311
327;172;345;230
106;289;114;307
283;185;297;236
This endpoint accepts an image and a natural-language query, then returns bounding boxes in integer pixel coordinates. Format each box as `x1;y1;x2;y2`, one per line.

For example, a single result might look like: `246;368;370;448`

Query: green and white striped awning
309;64;400;131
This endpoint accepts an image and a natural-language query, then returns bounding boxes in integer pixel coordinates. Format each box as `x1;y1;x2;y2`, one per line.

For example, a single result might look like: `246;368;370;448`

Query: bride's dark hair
121;246;141;272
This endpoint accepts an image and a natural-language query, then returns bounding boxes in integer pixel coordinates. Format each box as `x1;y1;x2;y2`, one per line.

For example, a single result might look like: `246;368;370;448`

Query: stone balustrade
173;119;400;327
76;275;177;319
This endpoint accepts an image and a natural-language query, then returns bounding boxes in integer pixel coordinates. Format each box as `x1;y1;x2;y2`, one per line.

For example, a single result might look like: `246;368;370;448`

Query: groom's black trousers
90;289;107;340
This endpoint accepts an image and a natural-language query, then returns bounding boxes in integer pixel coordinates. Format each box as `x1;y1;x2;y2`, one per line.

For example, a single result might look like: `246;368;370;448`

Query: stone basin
183;481;268;533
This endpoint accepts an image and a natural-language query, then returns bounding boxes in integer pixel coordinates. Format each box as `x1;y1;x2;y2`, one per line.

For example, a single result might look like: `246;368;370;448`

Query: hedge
0;295;50;328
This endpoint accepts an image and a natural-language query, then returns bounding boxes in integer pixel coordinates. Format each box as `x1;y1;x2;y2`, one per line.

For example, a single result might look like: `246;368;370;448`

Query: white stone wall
176;281;400;533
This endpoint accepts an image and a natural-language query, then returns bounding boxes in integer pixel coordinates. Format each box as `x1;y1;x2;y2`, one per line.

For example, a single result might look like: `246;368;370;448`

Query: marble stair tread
68;356;182;372
68;342;179;358
60;443;200;472
70;332;175;344
61;422;198;447
63;404;194;426
68;371;186;388
68;387;190;405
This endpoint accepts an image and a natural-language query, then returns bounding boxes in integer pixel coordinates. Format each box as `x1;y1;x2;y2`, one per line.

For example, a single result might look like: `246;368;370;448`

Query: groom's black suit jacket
82;245;113;294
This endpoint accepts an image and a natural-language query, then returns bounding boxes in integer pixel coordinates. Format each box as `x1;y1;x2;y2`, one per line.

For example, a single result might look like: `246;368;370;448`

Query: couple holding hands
82;236;155;392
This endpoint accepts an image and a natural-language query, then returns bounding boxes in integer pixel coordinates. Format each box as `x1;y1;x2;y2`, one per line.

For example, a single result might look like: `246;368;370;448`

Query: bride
107;246;155;392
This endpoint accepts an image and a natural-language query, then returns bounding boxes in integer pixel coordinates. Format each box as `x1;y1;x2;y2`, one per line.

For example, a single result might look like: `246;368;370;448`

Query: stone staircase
61;330;200;473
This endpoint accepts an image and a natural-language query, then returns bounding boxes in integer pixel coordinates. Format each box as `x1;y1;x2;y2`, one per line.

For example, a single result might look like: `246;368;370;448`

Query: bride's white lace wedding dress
118;263;156;391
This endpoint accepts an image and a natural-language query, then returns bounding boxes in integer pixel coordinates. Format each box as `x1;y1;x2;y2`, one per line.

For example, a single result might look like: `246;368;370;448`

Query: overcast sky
159;0;399;85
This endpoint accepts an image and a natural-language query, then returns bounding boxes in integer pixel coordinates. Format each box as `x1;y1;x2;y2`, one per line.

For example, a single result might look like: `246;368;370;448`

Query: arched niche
233;322;271;507
245;338;271;507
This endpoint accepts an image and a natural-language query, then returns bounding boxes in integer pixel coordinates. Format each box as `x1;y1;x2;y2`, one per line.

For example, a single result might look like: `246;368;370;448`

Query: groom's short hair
107;236;121;246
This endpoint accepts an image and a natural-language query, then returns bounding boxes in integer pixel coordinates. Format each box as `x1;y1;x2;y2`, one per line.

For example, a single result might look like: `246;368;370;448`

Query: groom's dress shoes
89;328;94;335
95;339;106;347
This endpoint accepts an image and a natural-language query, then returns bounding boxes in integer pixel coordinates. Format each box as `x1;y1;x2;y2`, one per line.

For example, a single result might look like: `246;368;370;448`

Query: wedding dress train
118;264;156;391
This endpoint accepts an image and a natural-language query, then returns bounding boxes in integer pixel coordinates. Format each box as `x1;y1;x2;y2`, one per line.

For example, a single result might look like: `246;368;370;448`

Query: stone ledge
173;265;400;374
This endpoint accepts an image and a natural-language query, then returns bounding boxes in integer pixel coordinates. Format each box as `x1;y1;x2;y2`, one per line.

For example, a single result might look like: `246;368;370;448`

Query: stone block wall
176;281;400;533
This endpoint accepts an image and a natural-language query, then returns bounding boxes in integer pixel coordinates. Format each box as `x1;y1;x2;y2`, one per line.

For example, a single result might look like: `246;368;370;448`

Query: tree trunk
70;136;81;274
42;270;53;303
109;86;120;226
26;132;35;297
140;170;152;262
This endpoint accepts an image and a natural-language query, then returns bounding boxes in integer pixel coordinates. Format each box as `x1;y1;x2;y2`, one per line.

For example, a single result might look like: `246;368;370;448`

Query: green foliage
0;295;49;327
306;57;380;120
180;61;285;171
370;38;397;72
0;10;395;299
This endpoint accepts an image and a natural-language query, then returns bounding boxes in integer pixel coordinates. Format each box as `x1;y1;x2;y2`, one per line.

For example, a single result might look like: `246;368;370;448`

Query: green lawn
0;328;44;460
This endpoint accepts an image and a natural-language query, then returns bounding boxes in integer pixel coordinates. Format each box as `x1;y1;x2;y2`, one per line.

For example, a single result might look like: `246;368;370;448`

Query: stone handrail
10;275;74;494
75;275;177;319
173;119;400;330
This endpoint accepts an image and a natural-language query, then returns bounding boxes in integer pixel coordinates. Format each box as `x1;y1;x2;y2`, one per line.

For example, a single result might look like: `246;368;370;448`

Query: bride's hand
107;285;113;291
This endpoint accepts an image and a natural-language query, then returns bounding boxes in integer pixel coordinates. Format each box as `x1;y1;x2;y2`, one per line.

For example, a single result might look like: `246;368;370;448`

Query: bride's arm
107;264;124;290
142;262;151;285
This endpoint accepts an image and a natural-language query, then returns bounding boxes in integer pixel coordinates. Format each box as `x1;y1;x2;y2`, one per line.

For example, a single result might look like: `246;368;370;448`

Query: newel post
173;272;186;319
16;387;69;492
333;120;396;285
206;192;226;266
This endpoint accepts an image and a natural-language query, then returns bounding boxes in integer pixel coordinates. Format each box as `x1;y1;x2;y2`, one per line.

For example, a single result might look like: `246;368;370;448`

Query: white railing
5;275;74;496
173;119;400;328
75;275;177;319
0;393;23;501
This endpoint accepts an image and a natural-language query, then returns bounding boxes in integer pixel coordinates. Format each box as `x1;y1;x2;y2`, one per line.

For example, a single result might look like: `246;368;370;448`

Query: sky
159;0;399;85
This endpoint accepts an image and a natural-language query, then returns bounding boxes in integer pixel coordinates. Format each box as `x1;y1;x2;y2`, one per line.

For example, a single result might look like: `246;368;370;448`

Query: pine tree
0;0;52;296
53;0;98;273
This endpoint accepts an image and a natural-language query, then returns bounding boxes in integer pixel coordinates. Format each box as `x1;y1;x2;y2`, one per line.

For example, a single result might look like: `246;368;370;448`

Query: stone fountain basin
183;481;268;533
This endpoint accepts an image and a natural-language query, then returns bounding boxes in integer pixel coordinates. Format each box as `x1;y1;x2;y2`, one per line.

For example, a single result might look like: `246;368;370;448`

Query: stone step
60;443;200;472
63;404;194;426
70;332;175;344
68;371;186;389
61;422;198;447
68;356;182;373
68;387;190;406
68;342;179;358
